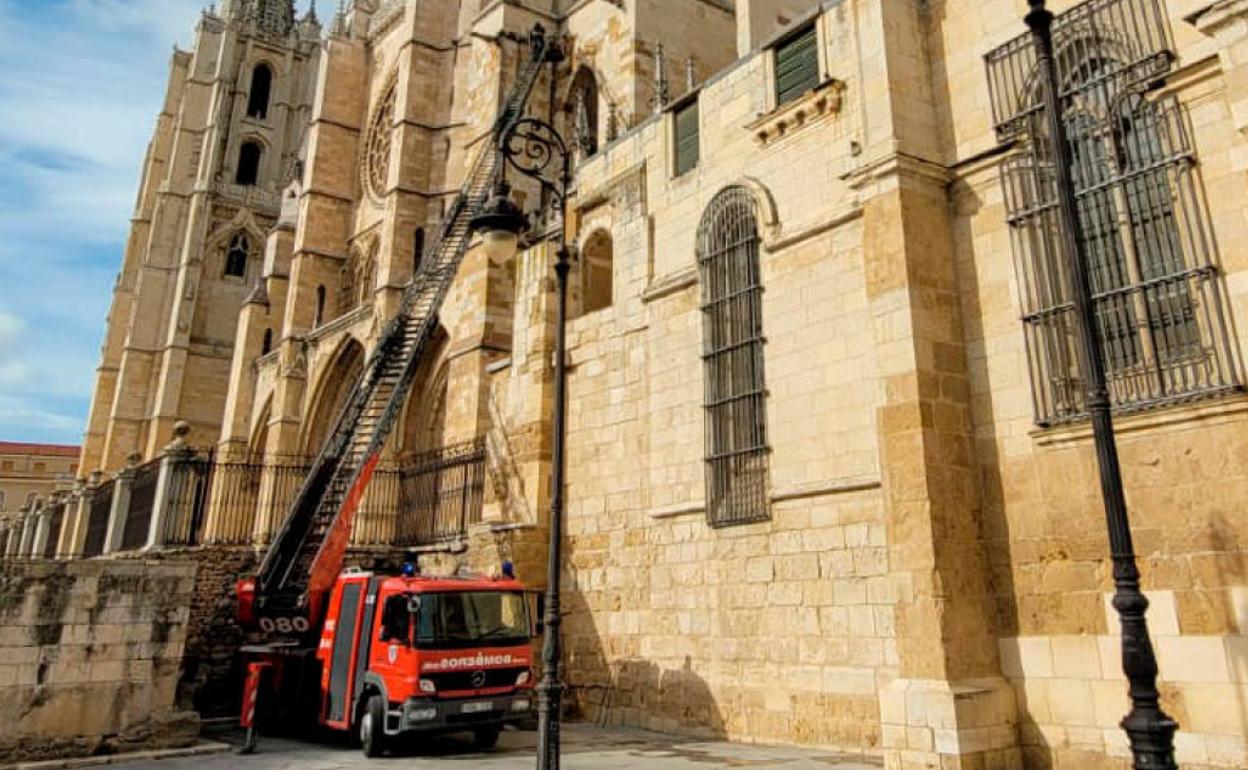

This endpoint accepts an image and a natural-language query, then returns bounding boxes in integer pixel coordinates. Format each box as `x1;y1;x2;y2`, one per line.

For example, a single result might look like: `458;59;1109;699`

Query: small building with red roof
0;441;80;515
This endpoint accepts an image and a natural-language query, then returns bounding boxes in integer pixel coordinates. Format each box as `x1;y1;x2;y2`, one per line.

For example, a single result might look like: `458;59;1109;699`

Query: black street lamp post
1025;2;1178;767
471;110;573;770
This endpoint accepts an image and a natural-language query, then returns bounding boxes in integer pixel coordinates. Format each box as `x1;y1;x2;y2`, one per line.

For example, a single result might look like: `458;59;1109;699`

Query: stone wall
156;547;257;717
0;559;198;763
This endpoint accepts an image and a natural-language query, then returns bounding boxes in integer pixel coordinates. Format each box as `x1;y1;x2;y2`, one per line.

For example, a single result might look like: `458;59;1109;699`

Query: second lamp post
471;114;574;770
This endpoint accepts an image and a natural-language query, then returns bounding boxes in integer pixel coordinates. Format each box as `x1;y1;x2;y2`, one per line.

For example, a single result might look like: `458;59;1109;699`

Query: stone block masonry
0;559;198;763
142;547;257;718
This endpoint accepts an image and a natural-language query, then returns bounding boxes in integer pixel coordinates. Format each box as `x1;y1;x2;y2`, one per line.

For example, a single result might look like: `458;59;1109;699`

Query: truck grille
430;666;526;692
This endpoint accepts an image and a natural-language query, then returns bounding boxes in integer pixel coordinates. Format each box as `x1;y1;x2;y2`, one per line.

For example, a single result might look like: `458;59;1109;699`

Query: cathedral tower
80;4;323;472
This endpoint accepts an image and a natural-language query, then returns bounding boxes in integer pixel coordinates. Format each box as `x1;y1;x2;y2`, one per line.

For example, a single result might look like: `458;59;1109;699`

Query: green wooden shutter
674;100;700;176
774;26;819;106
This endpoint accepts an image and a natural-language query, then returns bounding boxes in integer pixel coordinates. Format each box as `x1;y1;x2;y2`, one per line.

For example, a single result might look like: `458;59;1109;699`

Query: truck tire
360;695;389;758
473;727;501;749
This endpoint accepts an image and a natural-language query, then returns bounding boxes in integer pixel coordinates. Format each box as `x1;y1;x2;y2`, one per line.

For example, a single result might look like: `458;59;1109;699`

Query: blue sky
0;1;309;446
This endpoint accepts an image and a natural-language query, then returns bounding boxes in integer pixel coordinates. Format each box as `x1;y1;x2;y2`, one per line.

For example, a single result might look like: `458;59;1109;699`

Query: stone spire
229;0;296;37
654;43;670;115
298;0;322;39
330;0;351;37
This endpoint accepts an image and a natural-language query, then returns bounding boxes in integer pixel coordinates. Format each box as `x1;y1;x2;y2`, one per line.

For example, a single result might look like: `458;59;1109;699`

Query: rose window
365;85;396;199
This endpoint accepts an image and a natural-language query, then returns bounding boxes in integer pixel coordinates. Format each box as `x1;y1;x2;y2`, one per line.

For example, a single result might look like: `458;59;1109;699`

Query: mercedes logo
470;670;488;688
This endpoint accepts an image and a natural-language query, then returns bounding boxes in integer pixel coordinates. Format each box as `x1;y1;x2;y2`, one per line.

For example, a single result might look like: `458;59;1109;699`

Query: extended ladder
252;30;555;627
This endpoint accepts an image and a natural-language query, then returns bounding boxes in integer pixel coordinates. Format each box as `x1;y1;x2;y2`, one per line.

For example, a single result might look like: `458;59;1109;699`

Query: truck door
323;576;368;728
350;576;384;724
369;589;416;698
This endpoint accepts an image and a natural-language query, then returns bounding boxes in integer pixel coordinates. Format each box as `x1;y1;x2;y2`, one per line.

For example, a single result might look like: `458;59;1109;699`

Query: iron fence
394;438;488;546
120;459;161;551
82;479;115;558
985;0;1241;425
355;465;401;546
161;455;213;547
201;454;312;546
151;440;486;551
42;501;66;559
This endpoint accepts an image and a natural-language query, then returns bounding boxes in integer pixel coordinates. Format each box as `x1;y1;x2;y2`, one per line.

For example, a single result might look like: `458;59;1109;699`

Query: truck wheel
473;727;501;749
360;695;389;758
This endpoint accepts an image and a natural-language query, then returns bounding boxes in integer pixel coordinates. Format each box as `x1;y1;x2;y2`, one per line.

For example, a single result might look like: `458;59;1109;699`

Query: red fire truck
229;22;561;759
238;566;536;756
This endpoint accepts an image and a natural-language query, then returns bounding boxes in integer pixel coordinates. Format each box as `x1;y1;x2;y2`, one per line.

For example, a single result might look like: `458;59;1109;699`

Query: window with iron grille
774;25;819;107
698;187;770;527
985;0;1241;425
674;99;700;177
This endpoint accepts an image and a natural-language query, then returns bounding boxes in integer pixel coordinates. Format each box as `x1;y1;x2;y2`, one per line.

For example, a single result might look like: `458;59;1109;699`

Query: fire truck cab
247;567;537;757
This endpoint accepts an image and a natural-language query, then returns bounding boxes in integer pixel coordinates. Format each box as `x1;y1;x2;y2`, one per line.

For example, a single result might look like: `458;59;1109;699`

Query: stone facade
59;1;1248;769
79;2;323;473
0;559;197;763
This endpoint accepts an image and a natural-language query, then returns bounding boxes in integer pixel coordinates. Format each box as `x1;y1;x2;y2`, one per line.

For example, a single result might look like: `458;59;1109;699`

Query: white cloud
0;310;22;342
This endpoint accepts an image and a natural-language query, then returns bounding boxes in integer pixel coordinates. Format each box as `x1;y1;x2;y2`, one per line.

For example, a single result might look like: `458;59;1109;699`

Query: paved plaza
107;725;883;770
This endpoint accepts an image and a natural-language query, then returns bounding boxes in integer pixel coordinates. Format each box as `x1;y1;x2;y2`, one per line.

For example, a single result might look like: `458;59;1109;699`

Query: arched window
0;490;6;511
698;187;770;527
247;63;273;120
236;141;262;186
261;329;273;355
225;233;250;277
567;67;599;159
580;230;613;315
314;285;326;326
413;228;426;276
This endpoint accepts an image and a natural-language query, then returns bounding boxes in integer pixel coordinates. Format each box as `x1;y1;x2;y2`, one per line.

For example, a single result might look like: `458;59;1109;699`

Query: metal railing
152;439;487;551
42;501;66;559
394;438;487;546
120;459;161;550
161;455;214;547
81;479;115;558
202;454;312;546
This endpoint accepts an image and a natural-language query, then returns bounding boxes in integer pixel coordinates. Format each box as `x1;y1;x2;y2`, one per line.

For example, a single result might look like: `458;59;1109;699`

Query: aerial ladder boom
239;27;559;634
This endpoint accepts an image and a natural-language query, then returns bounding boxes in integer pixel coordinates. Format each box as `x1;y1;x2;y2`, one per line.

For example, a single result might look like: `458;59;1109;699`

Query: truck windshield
414;591;529;648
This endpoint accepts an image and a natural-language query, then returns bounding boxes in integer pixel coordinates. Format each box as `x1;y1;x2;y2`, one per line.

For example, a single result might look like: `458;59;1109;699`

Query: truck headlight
515;669;532;686
409;707;438;722
512;698;531;711
419;679;436;694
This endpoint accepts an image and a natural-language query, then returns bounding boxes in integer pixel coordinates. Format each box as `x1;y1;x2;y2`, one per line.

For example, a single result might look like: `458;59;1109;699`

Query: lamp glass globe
481;228;520;263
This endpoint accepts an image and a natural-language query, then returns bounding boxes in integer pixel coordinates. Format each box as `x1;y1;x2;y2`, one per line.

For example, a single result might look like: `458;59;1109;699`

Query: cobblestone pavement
111;725;883;769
